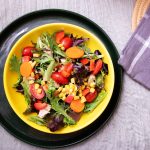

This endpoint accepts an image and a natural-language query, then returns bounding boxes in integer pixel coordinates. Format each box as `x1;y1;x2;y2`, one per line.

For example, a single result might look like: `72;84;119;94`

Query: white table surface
1;0;150;150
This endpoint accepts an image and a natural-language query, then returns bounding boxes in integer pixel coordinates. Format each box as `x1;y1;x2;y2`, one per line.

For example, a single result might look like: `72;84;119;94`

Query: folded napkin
118;7;150;89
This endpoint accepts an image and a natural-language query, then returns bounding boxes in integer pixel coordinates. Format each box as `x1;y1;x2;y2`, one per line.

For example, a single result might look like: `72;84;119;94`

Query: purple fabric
118;7;150;89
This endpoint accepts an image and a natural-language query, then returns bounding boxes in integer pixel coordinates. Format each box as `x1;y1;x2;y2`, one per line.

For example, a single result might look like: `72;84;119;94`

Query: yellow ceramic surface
3;23;114;134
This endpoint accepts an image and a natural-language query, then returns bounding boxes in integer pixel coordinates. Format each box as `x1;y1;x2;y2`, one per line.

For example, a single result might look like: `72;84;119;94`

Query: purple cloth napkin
118;7;150;89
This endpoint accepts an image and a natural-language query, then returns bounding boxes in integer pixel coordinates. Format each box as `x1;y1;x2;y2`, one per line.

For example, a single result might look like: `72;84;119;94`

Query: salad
9;30;108;132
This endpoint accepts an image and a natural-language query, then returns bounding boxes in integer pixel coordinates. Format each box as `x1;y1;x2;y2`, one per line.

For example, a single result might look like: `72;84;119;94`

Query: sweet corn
74;86;77;91
84;78;88;81
84;82;88;85
41;80;45;85
31;72;35;77
29;80;34;84
62;88;66;93
37;88;42;94
62;96;66;101
58;44;63;47
81;85;85;90
33;53;40;58
71;78;75;84
34;83;40;89
79;93;82;97
61;46;65;51
74;96;79;100
59;93;64;98
81;96;86;103
90;88;95;93
72;92;76;97
58;87;63;92
90;82;95;88
69;89;73;93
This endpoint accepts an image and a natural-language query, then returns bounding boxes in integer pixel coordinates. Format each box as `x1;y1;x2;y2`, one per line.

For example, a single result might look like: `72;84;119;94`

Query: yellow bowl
3;23;114;134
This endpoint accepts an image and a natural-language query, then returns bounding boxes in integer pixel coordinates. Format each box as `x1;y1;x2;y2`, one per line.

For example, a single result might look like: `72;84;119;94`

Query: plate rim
0;8;123;148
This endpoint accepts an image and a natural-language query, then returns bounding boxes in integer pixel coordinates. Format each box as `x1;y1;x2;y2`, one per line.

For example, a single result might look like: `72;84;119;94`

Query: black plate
0;9;122;148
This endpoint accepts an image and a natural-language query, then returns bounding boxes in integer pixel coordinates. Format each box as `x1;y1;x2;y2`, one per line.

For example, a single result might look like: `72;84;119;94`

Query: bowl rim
3;22;115;134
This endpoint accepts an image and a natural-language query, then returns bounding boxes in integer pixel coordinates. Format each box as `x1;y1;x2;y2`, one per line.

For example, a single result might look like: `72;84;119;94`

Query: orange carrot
66;46;84;59
90;59;95;71
82;88;90;96
70;100;85;113
20;62;32;77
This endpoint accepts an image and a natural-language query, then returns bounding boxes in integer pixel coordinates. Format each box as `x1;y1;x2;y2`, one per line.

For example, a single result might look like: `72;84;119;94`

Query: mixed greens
9;30;108;132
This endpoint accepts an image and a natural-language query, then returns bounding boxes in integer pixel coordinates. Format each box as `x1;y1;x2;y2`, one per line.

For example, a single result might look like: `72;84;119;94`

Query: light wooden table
1;0;150;150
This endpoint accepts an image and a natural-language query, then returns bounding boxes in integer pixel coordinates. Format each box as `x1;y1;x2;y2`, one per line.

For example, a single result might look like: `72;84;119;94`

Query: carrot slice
90;59;95;71
70;100;85;113
20;62;32;77
66;46;84;59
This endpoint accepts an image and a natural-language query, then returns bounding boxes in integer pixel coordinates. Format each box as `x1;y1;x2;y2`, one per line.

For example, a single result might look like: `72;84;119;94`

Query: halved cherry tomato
82;88;90;96
93;59;103;75
85;90;97;103
22;46;34;57
90;59;95;71
65;95;74;104
61;70;70;78
80;58;89;65
22;56;31;62
34;102;47;110
51;72;68;84
56;31;65;44
61;37;73;49
60;63;73;77
30;84;45;99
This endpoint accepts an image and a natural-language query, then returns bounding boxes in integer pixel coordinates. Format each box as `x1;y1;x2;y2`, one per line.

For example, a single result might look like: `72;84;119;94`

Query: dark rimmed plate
0;9;122;148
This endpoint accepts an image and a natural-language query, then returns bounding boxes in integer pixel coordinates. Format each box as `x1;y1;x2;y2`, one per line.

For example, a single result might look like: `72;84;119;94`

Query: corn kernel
62;96;66;101
62;88;66;93
81;85;85;90
84;78;88;81
90;88;95;93
58;87;63;92
84;82;88;85
61;46;65;51
58;44;63;47
37;88;42;94
74;86;77;91
72;92;76;97
33;53;40;58
79;93;82;97
30;72;35;77
74;96;80;100
71;78;75;84
59;93;63;98
69;89;73;93
81;96;86;103
65;85;70;89
29;80;34;84
90;82;95;88
34;83;40;89
41;80;45;85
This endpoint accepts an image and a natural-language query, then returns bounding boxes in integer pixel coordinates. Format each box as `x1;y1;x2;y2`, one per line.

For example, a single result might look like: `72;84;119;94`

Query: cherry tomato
85;90;97;103
34;102;47;110
60;63;73;77
51;72;68;84
22;56;31;62
92;59;103;75
82;88;90;96
22;46;34;57
65;95;74;104
80;58;89;65
30;84;45;99
56;31;65;44
61;37;73;49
